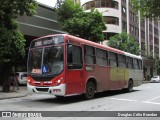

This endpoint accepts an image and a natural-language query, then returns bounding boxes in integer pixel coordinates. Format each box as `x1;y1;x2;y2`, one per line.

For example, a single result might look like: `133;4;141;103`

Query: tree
154;60;160;75
0;0;37;92
107;32;140;55
155;60;160;75
57;0;106;42
131;0;160;18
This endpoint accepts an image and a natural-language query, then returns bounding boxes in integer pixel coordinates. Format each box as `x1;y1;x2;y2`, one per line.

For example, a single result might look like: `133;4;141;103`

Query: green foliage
57;0;83;22
155;60;160;75
131;0;160;18
0;0;37;91
0;0;38;29
107;32;140;55
0;0;37;65
57;0;106;42
0;27;26;64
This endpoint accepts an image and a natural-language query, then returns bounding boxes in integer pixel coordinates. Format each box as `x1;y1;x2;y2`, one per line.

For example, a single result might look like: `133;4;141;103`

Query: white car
15;72;27;85
151;76;160;83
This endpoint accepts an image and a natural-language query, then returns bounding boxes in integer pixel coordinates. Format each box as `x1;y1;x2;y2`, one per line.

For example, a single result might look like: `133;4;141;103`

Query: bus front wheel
84;82;95;99
55;95;64;99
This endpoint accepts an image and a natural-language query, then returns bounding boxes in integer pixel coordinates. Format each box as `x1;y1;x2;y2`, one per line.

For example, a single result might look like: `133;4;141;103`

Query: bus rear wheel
123;79;133;92
127;80;133;92
84;82;95;99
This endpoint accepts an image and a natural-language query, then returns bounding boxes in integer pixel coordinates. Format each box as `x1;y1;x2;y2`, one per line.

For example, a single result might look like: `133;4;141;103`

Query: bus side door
65;44;84;94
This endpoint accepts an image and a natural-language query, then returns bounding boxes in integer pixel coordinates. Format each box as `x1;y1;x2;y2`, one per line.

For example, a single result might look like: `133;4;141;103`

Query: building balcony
103;24;121;33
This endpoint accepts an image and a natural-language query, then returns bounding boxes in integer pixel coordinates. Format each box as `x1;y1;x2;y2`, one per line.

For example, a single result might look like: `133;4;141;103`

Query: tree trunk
1;64;12;92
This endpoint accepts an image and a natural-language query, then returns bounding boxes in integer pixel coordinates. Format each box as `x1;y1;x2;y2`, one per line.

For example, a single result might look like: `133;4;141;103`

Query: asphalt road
0;82;160;120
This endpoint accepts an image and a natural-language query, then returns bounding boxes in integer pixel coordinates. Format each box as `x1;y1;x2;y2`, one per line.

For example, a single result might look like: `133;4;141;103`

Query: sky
36;0;57;7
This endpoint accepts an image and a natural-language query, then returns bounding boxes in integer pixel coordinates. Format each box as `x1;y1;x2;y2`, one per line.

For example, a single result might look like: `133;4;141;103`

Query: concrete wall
17;4;66;38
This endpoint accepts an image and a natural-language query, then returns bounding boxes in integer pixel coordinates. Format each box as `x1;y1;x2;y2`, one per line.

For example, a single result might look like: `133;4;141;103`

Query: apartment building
81;0;160;78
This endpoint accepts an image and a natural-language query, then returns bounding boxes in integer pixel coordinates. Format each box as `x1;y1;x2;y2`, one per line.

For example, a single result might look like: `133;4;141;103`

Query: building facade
15;3;66;72
81;0;160;78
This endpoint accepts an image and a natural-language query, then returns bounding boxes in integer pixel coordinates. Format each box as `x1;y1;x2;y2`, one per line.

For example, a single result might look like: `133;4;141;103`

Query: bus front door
65;70;84;94
65;44;84;94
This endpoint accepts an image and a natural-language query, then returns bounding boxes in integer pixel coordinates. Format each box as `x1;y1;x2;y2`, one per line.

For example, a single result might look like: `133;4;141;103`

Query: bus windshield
28;46;64;75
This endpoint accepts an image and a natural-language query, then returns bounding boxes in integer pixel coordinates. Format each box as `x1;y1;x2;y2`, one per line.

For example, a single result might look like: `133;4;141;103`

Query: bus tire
84;81;95;99
55;95;64;99
127;79;133;92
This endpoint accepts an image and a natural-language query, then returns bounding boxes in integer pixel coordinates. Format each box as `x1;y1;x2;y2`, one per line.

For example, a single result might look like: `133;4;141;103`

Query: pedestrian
12;73;19;90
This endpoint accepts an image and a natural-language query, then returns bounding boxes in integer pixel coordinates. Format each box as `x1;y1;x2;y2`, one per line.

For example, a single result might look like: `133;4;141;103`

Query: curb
0;85;28;100
142;81;150;84
0;93;28;100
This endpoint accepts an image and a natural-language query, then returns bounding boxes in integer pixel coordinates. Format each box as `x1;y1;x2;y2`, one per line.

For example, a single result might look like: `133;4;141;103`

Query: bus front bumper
27;83;66;96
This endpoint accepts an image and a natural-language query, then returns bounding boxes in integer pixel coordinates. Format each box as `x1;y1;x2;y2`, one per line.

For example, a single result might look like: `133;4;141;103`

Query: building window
154;37;159;44
122;0;126;3
141;30;145;39
104;32;117;40
101;1;106;7
141;43;145;51
95;0;101;8
82;0;119;10
149;24;152;32
103;16;119;25
111;1;118;9
122;7;126;17
154;28;158;35
141;20;145;27
122;21;127;32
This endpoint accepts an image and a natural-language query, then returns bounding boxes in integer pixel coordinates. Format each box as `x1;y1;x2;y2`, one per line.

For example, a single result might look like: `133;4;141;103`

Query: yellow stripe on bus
110;68;129;81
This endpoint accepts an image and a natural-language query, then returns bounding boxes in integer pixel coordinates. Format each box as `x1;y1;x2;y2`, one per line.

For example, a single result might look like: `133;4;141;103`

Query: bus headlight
27;78;31;83
55;77;64;86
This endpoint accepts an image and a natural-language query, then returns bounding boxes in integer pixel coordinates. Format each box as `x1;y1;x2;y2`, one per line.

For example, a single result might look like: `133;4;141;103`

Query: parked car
151;76;160;83
15;72;27;85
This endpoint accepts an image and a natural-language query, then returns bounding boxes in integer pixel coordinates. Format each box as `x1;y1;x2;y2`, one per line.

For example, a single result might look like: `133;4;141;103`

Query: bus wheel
84;82;95;99
127;80;133;92
55;95;64;99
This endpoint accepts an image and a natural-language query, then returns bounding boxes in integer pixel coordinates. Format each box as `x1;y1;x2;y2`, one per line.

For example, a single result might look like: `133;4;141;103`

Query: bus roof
32;34;142;60
65;34;142;60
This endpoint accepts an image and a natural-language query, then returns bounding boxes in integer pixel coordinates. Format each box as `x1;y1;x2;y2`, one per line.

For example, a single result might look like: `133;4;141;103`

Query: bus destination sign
31;36;64;48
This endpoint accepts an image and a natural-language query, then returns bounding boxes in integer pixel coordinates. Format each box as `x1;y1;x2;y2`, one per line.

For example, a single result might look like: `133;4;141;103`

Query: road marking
145;95;160;102
109;98;138;102
109;97;160;106
143;101;160;105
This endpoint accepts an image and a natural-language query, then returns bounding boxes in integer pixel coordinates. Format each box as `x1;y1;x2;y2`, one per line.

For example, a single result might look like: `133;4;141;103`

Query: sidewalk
0;85;28;100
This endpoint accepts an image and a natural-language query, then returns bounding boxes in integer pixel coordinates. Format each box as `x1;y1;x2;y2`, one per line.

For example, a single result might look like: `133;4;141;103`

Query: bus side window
84;45;96;65
108;52;118;67
67;44;83;69
96;48;108;66
118;54;126;68
133;58;138;70
138;59;142;70
126;57;133;69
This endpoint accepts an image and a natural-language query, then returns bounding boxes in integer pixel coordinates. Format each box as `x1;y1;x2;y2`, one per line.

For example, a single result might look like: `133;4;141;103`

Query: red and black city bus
27;34;143;99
